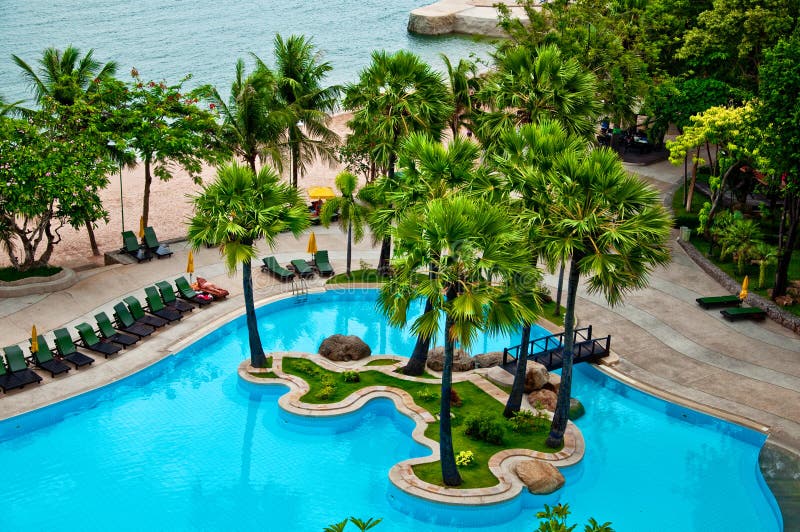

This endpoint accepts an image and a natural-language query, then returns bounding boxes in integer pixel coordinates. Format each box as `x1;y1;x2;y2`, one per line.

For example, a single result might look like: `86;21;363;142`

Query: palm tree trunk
555;261;565;316
440;287;462;486
86;221;100;256
404;296;434;376
142;158;152;228
242;259;267;368
346;221;353;275
503;323;531;418
546;252;581;449
773;195;800;298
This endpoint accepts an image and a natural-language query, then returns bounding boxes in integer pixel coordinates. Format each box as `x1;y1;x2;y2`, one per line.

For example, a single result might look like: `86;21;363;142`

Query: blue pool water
0;290;782;531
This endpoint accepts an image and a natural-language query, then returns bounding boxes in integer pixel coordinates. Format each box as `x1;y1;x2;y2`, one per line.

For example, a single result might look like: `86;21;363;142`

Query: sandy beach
2;112;357;270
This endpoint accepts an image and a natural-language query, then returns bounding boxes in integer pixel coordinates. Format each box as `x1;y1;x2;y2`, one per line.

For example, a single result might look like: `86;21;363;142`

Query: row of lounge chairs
0;276;221;394
695;295;766;321
121;226;174;263
261;251;334;281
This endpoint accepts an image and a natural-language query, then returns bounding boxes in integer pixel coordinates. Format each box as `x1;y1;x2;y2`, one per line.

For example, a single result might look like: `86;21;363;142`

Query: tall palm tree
440;54;481;138
187;162;309;368
320;171;369;276
379;195;538;486
343;50;453;274
270;34;341;188
542;147;672;448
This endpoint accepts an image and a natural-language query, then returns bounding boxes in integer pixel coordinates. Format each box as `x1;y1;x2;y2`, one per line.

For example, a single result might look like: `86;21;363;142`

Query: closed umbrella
739;275;749;300
138;216;145;239
307;232;318;260
187;250;195;283
31;325;38;353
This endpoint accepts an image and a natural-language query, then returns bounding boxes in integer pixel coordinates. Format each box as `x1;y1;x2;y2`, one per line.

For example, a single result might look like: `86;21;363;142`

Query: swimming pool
0;290;782;530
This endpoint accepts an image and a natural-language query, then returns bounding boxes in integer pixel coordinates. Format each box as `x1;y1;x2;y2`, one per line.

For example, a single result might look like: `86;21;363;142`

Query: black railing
502;326;610;370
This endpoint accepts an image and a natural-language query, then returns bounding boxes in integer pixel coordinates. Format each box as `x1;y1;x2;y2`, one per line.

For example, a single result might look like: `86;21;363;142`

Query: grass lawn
281;357;558;488
365;359;401;366
0;265;62;282
327;269;389;284
540;300;565;327
251;371;278;379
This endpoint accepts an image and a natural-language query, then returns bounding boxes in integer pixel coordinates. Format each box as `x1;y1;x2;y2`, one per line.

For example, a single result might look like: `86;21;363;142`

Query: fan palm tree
320;171;369;275
187;162;309;368
270;34;341;188
343;50;453;274
379;195;538;486
440;54;481;138
542;147;672;448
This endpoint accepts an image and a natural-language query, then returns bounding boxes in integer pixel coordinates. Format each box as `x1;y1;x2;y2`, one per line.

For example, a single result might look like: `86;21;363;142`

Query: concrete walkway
1;163;799;459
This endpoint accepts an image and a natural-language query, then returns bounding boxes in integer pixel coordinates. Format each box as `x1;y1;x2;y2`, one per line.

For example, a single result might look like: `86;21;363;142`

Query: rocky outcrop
408;1;530;38
426;346;474;372
473;351;504;368
528;388;558;411
318;335;371;362
486;366;514;387
515;459;565;494
524;362;549;392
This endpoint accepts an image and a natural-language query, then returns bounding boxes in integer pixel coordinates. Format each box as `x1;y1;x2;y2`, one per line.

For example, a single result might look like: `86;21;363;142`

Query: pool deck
1;160;800;463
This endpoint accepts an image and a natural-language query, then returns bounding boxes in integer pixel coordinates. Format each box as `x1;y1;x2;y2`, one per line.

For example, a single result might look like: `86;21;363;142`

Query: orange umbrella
739;275;749;300
187;250;195;282
138;216;145;239
307;232;318;259
31;325;38;353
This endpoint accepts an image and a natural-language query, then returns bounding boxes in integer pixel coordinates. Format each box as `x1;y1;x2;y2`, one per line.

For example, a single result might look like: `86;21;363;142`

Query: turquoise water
0;0;494;104
0;290;782;531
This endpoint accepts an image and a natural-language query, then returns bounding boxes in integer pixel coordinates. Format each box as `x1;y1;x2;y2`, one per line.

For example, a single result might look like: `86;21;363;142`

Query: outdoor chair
144;287;183;322
113;302;156;337
720;307;767;321
53;328;100;367
0;354;27;393
313;250;334;277
75;323;123;358
123;296;169;328
174;276;212;306
696;295;742;309
121;230;151;263
261;256;294;282
28;337;71;377
143;227;173;259
290;259;315;279
2;346;42;389
155;280;194;312
94;312;139;347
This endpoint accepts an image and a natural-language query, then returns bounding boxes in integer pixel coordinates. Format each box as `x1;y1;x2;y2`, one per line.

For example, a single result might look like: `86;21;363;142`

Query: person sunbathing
195;277;229;299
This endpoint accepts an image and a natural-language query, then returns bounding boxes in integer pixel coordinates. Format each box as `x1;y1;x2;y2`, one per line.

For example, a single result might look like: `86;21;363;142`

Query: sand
2;112;358;270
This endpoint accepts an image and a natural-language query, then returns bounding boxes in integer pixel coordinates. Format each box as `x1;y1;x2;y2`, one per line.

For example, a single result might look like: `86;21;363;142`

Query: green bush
342;370;360;383
464;413;505;445
509;409;536;433
416;388;438;403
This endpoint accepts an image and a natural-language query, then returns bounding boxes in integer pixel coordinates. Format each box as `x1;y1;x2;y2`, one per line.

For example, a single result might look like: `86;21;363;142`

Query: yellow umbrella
307;232;318;259
187;250;195;282
138;216;145;239
739;275;749;300
31;325;38;353
307;186;336;200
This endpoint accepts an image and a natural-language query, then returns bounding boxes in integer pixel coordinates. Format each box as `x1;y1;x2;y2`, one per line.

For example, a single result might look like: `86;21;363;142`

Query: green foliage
509;409;543;434
326;269;388;284
416;388;438;403
464;413;506;445
341;370;360;383
716;217;763;273
324;517;382;532
534;503;614;532
0;266;62;282
455;450;475;467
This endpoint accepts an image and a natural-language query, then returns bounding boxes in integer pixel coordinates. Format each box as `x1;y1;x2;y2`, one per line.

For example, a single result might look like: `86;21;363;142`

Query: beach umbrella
138;216;145;239
30;325;38;353
187;250;195;283
739;275;749;300
307;186;336;200
307;232;318;260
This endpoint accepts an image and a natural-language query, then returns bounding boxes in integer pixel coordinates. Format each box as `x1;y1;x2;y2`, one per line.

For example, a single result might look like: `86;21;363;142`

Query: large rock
473;351;504;368
568;398;585;420
548;373;561;394
426;346;474;372
524;362;550;392
528;388;558;412
515;459;565;495
318;335;371;362
486;366;514;388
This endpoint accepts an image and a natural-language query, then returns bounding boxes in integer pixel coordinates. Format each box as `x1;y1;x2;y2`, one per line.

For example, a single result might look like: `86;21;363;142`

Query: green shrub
416;388;438;403
317;384;337;400
464;413;505;445
509;409;537;434
342;370;360;383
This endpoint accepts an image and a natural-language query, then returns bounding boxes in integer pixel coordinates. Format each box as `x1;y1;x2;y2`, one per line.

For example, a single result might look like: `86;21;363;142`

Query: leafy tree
440;54;481;138
187;162;309;368
641;0;713;77
271;34;340;188
320;171;369;275
378;195;538;486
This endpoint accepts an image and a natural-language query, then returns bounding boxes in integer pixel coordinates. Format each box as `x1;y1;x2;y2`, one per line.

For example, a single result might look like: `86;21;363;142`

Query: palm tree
187;162;309;368
379;195;538;486
440;54;481;138
320;171;369;275
343;50;453;274
542;146;672;448
271;34;341;188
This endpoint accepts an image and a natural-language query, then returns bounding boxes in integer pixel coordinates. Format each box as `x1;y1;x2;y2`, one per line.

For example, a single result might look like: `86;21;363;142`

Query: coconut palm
752;242;778;289
379;195;538;486
343;50;453;274
440;54;481;138
187;162;309;368
320;171;369;275
271;34;341;187
542;147;672;448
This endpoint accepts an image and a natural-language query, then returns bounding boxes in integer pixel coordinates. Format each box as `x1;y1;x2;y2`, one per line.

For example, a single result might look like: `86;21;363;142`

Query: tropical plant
751;242;778;289
323;517;383;532
378;195;539;486
440;54;481;138
187;162;309;368
717;218;763;274
271;34;340;188
534;503;614;532
320;171;369;276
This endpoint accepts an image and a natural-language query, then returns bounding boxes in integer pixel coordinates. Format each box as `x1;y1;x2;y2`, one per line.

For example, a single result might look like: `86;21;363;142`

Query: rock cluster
318;335;371;362
426;346;475;372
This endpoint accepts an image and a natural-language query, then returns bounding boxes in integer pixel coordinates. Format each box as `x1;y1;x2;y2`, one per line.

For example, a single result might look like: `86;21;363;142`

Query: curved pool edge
238;351;586;507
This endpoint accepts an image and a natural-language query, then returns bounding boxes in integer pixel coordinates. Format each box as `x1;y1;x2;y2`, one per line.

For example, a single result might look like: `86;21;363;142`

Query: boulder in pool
568;398;585;420
515;459;565;494
318;334;371;362
426;346;474;372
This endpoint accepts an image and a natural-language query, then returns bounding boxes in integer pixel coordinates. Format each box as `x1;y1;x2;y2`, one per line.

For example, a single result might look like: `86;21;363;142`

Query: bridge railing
503;326;594;365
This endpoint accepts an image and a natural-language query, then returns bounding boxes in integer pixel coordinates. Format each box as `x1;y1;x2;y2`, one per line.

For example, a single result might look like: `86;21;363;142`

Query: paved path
1;161;799;457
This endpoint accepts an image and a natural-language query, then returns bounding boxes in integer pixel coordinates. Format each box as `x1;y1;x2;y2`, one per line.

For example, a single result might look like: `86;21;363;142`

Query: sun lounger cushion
155;280;194;312
144;287;182;322
30;338;70;377
314;250;334;277
290;259;314;279
113;303;156;337
45;332;94;369
2;346;42;389
262;256;294;281
696;295;742;309
94;312;139;347
720;307;767;321
75;323;123;358
124;296;168;328
143;227;173;258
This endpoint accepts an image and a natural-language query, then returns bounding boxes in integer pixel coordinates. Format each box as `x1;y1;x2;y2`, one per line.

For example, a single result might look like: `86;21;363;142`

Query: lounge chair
94;312;140;347
261;256;294;282
696;295;742;309
29;337;71;377
313;250;335;277
143;227;173;259
155;280;194;312
174;276;212;306
0;354;27;393
123;296;168;328
144;287;182;322
74;323;123;358
121;230;151;263
290;259;315;279
196;277;229;299
45;332;94;369
721;307;767;321
113;302;156;337
2;346;42;389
